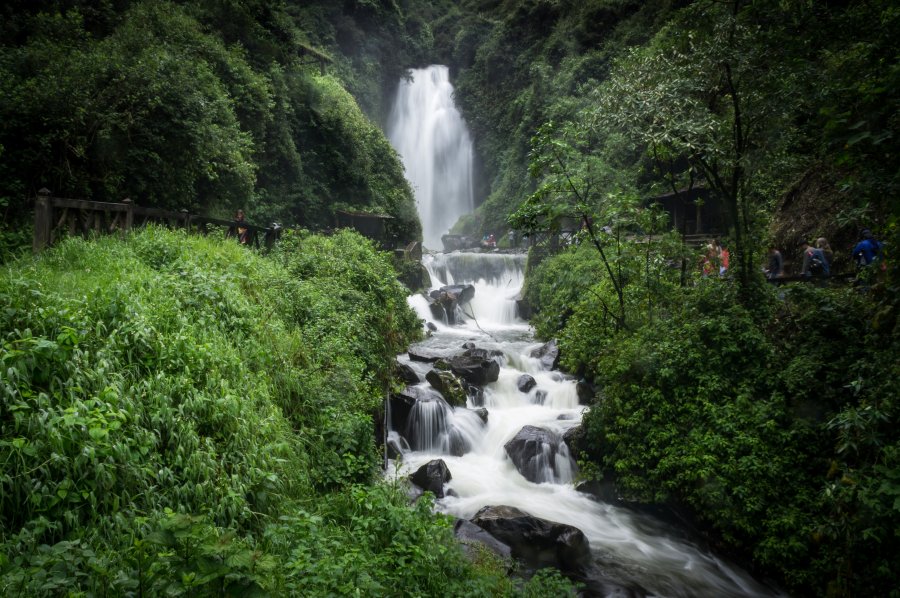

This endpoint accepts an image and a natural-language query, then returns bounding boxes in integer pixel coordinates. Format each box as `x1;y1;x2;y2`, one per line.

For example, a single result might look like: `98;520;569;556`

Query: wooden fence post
33;188;52;254
122;198;134;234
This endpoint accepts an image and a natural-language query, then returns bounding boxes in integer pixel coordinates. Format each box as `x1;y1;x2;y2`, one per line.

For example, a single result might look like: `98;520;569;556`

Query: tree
511;119;673;333
590;1;804;298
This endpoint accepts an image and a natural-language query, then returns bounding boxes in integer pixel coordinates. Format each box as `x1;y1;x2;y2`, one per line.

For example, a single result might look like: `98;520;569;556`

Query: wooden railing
32;188;280;253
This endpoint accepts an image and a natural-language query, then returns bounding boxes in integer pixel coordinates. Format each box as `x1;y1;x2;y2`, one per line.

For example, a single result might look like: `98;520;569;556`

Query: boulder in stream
471;505;590;575
409;459;452;498
449;354;500;385
471;407;489;423
431;284;476;305
408;348;444;363
390;386;441;432
576;378;596;404
454;519;512;563
530;339;560;371
562;424;584;453
517;374;537;393
463;346;504;361
395;361;421;384
504;425;575;484
426;369;468;407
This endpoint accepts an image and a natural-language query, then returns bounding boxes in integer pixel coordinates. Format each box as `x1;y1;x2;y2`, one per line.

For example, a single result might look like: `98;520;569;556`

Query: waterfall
387;65;781;597
387;65;474;251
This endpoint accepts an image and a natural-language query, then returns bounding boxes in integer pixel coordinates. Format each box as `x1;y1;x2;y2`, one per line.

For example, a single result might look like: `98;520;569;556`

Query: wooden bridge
32;189;280;253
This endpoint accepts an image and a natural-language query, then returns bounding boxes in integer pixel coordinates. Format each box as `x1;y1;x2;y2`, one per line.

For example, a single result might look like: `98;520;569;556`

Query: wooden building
648;187;725;235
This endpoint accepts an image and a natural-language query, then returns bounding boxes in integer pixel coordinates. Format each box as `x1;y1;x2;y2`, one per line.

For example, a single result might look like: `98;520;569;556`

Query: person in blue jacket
852;229;882;268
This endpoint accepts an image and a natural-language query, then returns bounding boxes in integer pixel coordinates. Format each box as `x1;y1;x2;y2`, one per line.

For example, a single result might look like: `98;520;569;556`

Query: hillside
0;227;558;595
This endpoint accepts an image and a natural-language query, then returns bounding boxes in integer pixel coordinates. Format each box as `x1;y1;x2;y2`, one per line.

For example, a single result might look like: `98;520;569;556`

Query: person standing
816;237;834;267
228;209;250;245
765;247;784;279
852;229;882;268
717;241;730;276
800;240;829;276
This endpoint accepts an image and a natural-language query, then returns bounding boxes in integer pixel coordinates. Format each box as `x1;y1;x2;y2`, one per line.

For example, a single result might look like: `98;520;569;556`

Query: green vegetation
527;245;899;595
0;228;579;595
2;0;898;594
500;1;900;595
0;0;432;260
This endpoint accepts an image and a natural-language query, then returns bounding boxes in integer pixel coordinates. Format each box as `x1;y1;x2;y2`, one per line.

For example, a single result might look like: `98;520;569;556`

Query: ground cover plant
0;227;569;595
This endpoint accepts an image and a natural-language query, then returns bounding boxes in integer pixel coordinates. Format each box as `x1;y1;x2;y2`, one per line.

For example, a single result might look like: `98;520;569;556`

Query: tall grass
0;227;546;596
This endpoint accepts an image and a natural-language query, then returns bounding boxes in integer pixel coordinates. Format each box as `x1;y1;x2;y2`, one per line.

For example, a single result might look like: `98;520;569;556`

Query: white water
386;65;474;251
391;253;784;597
386;67;782;597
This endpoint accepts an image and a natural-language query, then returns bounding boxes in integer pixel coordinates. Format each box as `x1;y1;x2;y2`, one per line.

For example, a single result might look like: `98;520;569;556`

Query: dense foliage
525;230;899;596
0;0;433;261
491;4;899;591
0;228;572;595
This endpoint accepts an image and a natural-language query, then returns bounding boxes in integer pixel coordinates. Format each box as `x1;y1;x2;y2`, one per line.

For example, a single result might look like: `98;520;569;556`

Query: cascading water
387;67;784;597
387;65;474;251
393;253;784;597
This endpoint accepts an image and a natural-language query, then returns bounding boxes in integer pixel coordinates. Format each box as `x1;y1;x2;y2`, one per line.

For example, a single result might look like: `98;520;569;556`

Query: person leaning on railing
226;209;251;245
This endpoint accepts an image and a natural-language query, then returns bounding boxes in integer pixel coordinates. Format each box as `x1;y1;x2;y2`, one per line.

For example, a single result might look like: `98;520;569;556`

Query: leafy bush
530;263;900;595
0;228;534;595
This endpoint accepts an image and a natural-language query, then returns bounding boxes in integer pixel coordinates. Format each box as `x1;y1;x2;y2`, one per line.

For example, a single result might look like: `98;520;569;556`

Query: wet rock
504;425;574;484
530;339;560;371
515;294;532;320
431;284;476;305
464;380;485;407
428;285;475;325
426;369;468;407
396;361;421;384
454;519;513;562
449;354;500;385
449;429;471;457
533;389;548;405
463;347;503;361
428;297;450;322
409;459;452;498
426;321;438;332
517;374;537;393
386;433;411;459
562;424;583;449
471;505;591;575
392;386;445;441
408;348;443;363
575;478;621;504
576;378;595;404
388;390;415;432
471;407;489;423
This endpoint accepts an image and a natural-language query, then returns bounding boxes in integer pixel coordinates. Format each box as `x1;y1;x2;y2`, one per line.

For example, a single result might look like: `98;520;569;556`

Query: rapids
390;253;784;598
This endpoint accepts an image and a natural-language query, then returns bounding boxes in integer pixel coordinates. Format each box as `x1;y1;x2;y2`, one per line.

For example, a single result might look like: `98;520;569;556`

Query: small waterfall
422;252;526;329
387;66;474;251
405;393;452;453
391;252;784;597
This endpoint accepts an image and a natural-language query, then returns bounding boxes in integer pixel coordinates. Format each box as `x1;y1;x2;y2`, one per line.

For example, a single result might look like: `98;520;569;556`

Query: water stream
386;65;783;597
392;253;783;597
